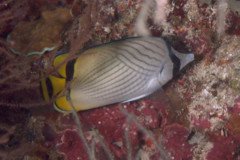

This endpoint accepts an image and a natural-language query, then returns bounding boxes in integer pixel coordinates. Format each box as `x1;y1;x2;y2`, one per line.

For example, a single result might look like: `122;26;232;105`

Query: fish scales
114;39;166;70
121;42;163;61
77;52;117;85
79;60;121;87
130;39;166;57
88;68;144;98
83;66;133;95
98;75;148;100
84;64;130;95
80;63;128;92
70;38;167;109
115;43;161;66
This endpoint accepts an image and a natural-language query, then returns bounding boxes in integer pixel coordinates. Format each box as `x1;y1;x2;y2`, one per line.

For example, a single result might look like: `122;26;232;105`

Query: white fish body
41;36;194;112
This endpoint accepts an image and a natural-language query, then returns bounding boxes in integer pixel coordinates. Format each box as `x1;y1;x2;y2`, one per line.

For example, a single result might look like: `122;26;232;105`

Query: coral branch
216;0;228;36
135;0;152;36
0;39;16;58
0;125;15;144
67;92;96;160
118;104;171;160
69;0;98;53
153;0;169;26
0;143;35;160
0;0;29;36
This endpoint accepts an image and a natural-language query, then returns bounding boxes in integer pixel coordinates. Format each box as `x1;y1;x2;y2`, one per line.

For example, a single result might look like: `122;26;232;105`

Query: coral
0;107;37;160
206;133;240;160
0;143;35;160
57;129;95;160
8;7;72;55
153;0;169;26
57;99;169;159
134;0;152;36
224;2;240;36
0;125;15;145
188;132;213;160
190;114;211;131
232;96;240;114
162;123;194;160
226;113;240;136
228;0;240;14
175;35;240;133
0;0;29;37
216;0;228;36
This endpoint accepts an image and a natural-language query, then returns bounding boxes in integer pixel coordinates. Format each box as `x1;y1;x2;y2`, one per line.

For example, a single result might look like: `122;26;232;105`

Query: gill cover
41;36;194;113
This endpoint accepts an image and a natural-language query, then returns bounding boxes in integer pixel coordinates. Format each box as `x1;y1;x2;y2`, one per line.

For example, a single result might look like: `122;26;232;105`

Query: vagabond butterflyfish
41;36;194;112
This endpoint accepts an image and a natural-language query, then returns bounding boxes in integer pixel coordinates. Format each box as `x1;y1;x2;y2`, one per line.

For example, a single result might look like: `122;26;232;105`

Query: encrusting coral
8;8;72;55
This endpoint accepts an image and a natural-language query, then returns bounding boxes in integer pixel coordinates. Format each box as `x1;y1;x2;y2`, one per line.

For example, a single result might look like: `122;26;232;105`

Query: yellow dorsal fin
53;53;69;78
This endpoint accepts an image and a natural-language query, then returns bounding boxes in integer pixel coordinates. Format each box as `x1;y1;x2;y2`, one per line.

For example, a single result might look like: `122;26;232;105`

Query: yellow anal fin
54;93;94;112
54;95;91;112
54;93;72;113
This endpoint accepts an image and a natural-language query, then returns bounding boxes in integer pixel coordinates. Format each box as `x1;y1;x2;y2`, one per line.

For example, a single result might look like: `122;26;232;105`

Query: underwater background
0;0;240;159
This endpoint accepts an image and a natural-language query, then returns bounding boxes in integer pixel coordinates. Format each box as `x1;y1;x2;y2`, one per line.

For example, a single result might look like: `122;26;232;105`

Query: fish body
41;36;194;112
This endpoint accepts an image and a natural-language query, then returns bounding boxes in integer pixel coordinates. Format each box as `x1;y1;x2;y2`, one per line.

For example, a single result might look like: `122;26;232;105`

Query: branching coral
0;0;45;109
0;143;34;160
0;0;29;37
216;0;228;36
0;125;15;144
57;99;170;160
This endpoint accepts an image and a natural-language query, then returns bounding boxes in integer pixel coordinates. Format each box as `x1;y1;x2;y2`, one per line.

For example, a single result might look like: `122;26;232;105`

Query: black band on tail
66;59;76;81
46;77;53;98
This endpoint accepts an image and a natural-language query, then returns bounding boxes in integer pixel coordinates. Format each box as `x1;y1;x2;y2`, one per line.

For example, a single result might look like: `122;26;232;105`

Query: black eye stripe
160;65;164;74
165;42;180;76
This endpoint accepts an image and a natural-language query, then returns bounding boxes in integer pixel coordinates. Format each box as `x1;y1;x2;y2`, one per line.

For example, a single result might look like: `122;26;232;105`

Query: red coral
226;113;240;137
57;129;94;160
233;96;240;114
79;99;168;159
78;99;167;136
178;29;216;59
226;12;240;36
190;115;211;131
80;99;168;129
207;133;240;160
162;124;194;160
169;0;188;19
226;97;240;136
57;99;169;159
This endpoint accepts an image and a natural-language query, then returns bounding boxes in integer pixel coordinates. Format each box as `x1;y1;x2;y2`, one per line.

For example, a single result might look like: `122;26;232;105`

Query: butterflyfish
41;36;194;112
